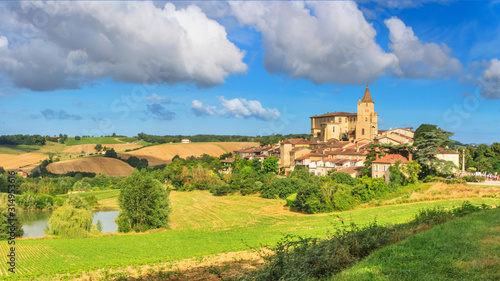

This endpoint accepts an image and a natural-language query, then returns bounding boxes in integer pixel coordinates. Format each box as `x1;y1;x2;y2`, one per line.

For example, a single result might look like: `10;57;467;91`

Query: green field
1;191;498;280
64;137;123;146
333;207;500;280
0;145;41;154
57;189;120;201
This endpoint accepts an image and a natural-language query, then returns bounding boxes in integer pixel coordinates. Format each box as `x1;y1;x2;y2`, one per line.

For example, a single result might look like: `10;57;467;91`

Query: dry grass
63;143;142;153
65;250;264;281
118;142;258;166
377;183;500;207
46;157;134;177
0;153;48;170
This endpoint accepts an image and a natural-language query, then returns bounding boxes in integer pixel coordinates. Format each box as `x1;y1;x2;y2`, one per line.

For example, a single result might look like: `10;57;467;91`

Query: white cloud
385;17;463;79
190;97;280;120
218;97;280;120
191;100;218;116
230;1;400;85
0;36;7;48
0;1;246;91
145;93;171;104
478;58;500;99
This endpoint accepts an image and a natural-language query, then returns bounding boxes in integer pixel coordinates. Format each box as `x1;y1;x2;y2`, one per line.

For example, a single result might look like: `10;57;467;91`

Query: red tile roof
437;147;459;154
282;138;313;145
372;154;408;164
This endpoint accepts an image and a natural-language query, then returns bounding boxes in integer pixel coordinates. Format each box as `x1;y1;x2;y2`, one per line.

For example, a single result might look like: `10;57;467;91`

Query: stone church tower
355;87;378;140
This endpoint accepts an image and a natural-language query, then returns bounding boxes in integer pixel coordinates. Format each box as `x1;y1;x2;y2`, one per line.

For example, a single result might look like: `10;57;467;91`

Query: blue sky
1;1;500;144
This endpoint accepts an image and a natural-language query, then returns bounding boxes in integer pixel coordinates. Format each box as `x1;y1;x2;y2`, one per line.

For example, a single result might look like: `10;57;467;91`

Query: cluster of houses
230;87;460;182
232;127;460;183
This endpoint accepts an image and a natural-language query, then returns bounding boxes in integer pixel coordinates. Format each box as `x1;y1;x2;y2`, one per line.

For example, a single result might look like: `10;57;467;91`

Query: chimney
409;154;412;161
376;154;379;160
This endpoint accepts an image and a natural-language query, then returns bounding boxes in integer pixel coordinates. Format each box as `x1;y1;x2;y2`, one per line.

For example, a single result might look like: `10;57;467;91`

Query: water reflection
18;210;119;238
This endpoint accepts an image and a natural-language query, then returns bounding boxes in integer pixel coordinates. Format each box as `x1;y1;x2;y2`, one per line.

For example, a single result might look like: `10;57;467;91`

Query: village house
181;139;191;143
372;154;410;183
436;147;460;169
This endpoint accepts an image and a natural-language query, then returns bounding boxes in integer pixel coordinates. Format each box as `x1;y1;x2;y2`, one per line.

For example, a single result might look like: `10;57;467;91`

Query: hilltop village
233;87;460;182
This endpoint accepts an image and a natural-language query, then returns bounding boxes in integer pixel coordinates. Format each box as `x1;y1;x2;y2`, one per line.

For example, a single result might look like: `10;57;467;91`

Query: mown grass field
64;137;123;146
333;207;500;281
0;145;42;154
1;190;498;280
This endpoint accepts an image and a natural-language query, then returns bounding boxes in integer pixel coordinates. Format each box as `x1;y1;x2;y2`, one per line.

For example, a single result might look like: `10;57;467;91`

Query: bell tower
356;87;378;140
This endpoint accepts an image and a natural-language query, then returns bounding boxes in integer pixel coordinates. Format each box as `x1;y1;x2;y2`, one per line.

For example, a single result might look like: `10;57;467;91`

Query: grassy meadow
1;190;498;280
64;137;123;146
333;207;500;281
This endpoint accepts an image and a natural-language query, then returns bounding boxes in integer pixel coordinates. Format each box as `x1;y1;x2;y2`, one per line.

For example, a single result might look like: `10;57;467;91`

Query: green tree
45;195;99;238
75;136;81;140
263;156;279;174
0;194;23;240
104;148;117;158
402;161;422;184
116;170;171;233
414;128;454;176
94;144;103;152
414;124;438;143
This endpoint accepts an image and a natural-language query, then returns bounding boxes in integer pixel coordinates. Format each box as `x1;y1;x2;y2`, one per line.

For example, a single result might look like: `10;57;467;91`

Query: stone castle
310;87;378;142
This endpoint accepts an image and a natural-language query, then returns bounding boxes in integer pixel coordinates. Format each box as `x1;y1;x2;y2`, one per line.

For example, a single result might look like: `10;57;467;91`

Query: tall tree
116;170;171;233
414;129;454;175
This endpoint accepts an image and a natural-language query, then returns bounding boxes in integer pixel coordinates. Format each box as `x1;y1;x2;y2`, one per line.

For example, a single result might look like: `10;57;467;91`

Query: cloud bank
0;1;246;91
385;17;463;79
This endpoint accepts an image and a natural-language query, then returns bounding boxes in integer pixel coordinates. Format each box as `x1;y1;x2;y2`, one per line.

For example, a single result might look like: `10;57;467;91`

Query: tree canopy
116;170;171;233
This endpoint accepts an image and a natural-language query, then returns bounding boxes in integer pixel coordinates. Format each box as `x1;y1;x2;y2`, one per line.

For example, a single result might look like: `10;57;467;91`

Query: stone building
310;87;378;142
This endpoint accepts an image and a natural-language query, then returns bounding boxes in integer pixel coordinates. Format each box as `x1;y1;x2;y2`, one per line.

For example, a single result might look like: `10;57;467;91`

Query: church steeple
361;87;374;103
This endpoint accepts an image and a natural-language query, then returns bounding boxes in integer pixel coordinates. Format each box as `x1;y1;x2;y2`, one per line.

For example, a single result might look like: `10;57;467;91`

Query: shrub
328;172;355;186
462;175;485;182
261;178;303;199
286;193;297;207
352;177;390;202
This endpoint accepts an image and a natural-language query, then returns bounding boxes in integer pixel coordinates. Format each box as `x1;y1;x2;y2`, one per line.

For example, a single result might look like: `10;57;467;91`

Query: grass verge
333;205;500;280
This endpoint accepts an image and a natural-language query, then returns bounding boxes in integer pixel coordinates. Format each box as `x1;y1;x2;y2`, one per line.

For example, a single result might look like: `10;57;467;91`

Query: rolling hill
46;157;134;177
118;142;258;166
0;153;48;171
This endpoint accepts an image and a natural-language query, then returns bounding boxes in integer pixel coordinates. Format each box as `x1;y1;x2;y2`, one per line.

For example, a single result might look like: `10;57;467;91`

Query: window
345;118;347;122
365;117;368;121
383;166;387;172
375;165;378;171
362;128;365;135
338;118;342;123
333;127;335;132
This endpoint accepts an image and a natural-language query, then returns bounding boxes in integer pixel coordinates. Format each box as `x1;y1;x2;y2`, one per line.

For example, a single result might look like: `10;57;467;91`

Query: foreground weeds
235;201;493;281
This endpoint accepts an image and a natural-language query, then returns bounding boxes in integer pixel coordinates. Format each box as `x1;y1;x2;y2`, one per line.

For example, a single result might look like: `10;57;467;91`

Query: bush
286;193;297;207
423;176;466;184
351;177;390;202
261;178;303;199
462;175;485;182
328;172;355;185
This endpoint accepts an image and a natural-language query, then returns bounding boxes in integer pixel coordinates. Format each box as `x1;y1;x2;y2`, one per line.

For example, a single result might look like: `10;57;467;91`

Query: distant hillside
0;153;47;171
47;157;134;177
63;143;142;153
118;142;258;166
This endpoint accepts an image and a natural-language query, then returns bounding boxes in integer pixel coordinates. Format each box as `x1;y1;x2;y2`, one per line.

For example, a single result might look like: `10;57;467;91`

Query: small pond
18;210;119;238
